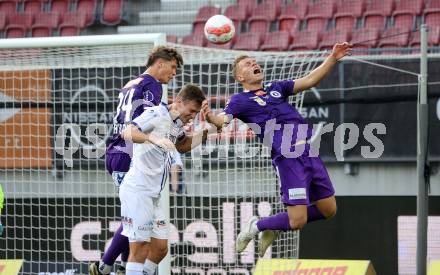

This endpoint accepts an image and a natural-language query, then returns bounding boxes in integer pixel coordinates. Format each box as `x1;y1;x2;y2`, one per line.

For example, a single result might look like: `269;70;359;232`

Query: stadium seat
424;0;440;13
409;26;440;47
319;29;351;50
424;12;440;28
192;22;205;34
58;12;86;35
101;0;123;25
24;0;46;14
261;0;283;14
7;12;34;30
0;12;5;31
167;35;178;43
289;30;321;51
224;4;247;33
50;0;70;16
392;0;424;17
279;16;300;36
335;16;356;31
75;0;97;26
0;0;18;15
378;27;410;48
61;11;87;28
364;15;386;29
31;12;60;37
279;1;308;22
194;5;221;24
305;0;335;32
392;14;415;31
248;2;280;34
260;31;290;51
237;0;258;15
233;32;263;51
351;27;380;49
334;0;365;18
181;33;206;47
6;25;26;37
364;0;395;17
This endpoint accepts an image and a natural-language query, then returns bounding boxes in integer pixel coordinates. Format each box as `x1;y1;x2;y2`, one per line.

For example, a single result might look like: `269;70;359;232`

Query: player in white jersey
119;84;212;275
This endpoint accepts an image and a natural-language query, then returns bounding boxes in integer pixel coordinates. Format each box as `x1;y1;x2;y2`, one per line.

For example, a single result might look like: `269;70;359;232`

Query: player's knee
322;203;337;219
129;242;149;262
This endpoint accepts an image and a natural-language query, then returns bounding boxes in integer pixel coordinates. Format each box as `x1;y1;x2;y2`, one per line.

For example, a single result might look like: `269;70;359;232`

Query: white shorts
119;186;168;242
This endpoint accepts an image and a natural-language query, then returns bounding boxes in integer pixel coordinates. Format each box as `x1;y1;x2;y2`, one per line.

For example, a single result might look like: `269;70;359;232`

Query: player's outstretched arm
293;42;352;94
175;127;214;153
121;124;175;151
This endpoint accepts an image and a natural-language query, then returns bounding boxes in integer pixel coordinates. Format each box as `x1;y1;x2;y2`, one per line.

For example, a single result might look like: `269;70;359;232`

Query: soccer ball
204;15;235;44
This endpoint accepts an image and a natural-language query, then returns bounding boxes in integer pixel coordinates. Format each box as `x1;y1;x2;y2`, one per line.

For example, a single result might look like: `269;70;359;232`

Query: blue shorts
273;155;335;206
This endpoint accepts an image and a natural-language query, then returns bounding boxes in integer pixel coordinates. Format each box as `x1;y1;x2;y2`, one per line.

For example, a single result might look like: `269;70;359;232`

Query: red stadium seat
237;0;258;15
50;0;70;16
75;0;97;26
335;16;356;31
59;24;80;36
6;25;26;38
289;30;321;51
306;18;328;32
7;12;34;30
351;27;380;48
378;27;410;48
279;1;308;22
279;17;300;36
248;19;270;34
261;0;283;14
224;4;247;33
0;0;18;15
101;0;123;25
166;35;178;43
248;2;279;21
31;12;60;37
260;31;290;51
334;0;365;18
364;15;386;29
306;0;336;20
424;0;440;13
392;14;414;31
194;5;221;24
59;12;86;34
425;12;440;28
233;32;263;51
182;33;206;47
409;26;440;47
192;22;205;34
319;29;351;50
393;0;424;17
364;0;395;17
0;12;6;31
24;0;46;14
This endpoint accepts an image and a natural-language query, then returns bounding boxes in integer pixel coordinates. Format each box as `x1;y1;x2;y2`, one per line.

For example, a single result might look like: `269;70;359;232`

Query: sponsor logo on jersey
270;90;282;98
251;96;267;106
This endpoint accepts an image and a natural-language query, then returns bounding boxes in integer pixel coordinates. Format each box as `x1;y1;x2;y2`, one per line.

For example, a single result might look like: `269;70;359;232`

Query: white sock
251;219;260;235
125;262;143;275
143;259;158;275
98;260;112;275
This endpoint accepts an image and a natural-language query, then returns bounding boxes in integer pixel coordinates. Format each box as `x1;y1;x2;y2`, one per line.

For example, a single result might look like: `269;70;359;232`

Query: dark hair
146;46;183;68
177;84;206;105
232;54;250;80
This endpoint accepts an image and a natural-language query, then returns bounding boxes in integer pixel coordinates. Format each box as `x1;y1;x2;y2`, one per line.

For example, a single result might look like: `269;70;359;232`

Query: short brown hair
146;46;183;69
232;55;250;80
177;84;206;106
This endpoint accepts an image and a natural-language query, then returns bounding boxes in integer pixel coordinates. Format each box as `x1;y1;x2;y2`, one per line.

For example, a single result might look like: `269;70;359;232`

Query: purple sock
257;212;292;231
102;224;129;266
256;206;325;231
307;205;325;222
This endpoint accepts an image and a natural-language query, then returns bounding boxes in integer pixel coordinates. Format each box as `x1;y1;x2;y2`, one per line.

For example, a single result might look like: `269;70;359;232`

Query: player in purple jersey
89;46;183;275
204;42;352;257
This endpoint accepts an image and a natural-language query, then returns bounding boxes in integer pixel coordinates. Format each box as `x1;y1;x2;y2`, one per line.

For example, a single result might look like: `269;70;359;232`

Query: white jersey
122;102;185;197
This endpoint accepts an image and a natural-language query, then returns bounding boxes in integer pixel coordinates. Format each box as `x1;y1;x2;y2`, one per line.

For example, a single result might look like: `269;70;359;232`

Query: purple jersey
106;74;163;155
224;80;312;160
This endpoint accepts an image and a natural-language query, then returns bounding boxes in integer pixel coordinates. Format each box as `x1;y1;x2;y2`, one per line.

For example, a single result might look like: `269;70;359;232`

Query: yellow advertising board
0;260;23;275
255;259;376;275
428;259;440;275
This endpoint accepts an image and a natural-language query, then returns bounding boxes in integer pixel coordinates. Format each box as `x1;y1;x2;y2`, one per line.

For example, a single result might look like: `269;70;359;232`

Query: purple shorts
105;152;131;175
273;155;335;206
